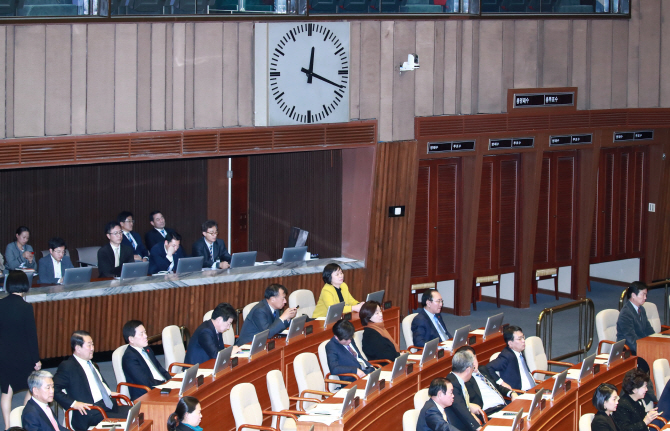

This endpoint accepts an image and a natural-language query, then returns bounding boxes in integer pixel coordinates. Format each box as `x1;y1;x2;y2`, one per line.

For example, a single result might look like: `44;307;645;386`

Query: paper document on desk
333;389;365;399
648;333;670;337
514;393;537;401
154;381;183;389
482;425;515;431
280;329;289;335
490;411;529;419
408;355;423;361
233;351;250;358
306;402;343;415
364;371;392;381
470;329;486;335
98;421;127;428
297;414;340;425
594;358;608;365
239;344;252;350
596;354;609;360
172;369;213;379
314;317;326;321
565;369;582;380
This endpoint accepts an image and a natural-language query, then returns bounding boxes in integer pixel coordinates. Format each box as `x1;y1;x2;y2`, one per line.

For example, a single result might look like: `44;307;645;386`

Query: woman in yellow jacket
312;263;364;318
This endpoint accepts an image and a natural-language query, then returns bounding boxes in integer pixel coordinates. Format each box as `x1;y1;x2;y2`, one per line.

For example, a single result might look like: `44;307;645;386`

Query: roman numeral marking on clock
270;72;280;77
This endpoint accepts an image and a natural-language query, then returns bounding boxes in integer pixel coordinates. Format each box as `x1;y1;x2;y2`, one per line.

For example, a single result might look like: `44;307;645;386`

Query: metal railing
618;278;670;326
536;298;595;364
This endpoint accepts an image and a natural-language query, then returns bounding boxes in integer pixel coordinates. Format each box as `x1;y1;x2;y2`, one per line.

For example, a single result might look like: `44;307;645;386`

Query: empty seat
76;246;101;267
413;388;429;410
595;309;619;354
289;289;316;318
403;409;420;431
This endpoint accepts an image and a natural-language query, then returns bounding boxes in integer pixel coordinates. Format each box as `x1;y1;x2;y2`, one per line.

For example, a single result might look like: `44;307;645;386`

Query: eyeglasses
206;231;219;235
431;299;444;304
123;219;134;223
109;231;123;236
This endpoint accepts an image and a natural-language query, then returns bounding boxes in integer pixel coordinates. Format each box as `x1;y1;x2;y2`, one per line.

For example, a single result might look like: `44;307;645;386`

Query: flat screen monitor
606;339;626;364
176;256;204;274
527;388;545;419
484;313;504;339
286;315;307;342
391;353;409;382
281;246;308;263
420;338;439;366
449;325;471;352
249;329;270;359
363;367;382;400
120;261;149;280
324;302;345;328
365;290;385;304
550;369;568;400
230;251;257;269
578;353;596;382
287;227;309;248
213;346;233;376
62;267;92;285
123;400;142;431
179;363;199;396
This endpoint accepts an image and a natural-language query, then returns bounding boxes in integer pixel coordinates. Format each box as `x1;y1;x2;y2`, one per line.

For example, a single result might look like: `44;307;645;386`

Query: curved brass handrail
536;298;594;365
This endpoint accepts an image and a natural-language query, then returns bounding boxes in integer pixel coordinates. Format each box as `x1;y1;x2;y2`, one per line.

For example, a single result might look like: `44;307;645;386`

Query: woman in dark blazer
612;369;662;431
360;301;400;362
0;271;41;430
167;396;203;431
591;383;620;431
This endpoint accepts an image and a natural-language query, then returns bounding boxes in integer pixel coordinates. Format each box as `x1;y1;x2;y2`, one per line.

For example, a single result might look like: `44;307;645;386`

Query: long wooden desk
138;307;400;431
637;330;670;389
295;346;635;431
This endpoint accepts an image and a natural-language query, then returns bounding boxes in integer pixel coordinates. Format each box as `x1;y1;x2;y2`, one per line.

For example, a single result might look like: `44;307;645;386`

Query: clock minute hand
299;68;344;89
306;47;314;84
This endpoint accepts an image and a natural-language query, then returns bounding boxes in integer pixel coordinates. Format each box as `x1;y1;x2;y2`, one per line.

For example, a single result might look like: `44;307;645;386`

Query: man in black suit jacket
23;370;68;431
118;211;149;262
184;303;240;365
417;378;461;431
486;325;536;392
445;350;484;431
616;281;656;355
192;220;232;270
53;331;129;431
144;211;177;252
456;346;513;415
325;320;374;383
411;289;452;347
121;320;171;400
37;237;74;285
236;284;298;345
148;232;186;274
97;222;134;278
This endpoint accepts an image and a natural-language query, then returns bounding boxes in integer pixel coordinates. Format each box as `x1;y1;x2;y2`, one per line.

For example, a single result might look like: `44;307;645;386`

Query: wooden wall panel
638;0;662;108
45;25;71;136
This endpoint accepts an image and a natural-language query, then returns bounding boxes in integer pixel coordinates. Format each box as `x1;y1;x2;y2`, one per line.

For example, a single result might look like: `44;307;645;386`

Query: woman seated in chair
312;263;363;318
591;383;619;431
167;396;202;431
612;369;663;431
360;301;400;362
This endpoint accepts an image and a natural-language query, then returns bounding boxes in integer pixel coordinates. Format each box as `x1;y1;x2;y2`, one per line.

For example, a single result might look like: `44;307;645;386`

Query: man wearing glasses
486;325;536;392
118;211;149;262
411;289;452;347
192;220;232;270
97;221;135;278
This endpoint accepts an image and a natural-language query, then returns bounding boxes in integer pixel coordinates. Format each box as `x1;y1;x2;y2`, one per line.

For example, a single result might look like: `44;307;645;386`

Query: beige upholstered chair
595;309;619;354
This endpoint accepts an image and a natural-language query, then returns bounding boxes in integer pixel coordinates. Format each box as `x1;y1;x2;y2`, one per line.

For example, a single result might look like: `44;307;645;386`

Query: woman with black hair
167;396;203;431
591;383;619;431
312;263;363;318
612;369;663;431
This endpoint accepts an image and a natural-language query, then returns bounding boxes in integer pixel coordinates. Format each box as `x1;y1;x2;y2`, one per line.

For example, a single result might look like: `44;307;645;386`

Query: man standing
38;238;74;285
411;289;452;347
121;320;171;400
486;326;536;392
97;222;134;278
236;284;297;345
148;232;185;274
192;220;232;270
417;378;461;431
53;331;129;431
144;211;177;252
22;370;68;431
118;211;149;262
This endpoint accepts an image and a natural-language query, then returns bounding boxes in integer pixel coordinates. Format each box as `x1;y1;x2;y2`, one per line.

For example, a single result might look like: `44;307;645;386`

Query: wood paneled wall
1;4;670;141
0;159;208;253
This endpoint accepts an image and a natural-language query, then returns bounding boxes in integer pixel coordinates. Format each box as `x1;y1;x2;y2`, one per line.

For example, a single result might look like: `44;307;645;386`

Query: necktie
88;361;113;409
273;309;280;320
475;371;504;400
462;381;470;408
160;229;166;237
346;345;357;358
519;354;535;389
208;243;214;260
126;233;137;249
141;349;165;381
433;315;449;341
44;403;60;431
113;246;120;267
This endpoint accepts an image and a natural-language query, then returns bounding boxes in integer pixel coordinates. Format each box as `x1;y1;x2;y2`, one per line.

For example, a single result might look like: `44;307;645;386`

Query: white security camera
400;54;420;72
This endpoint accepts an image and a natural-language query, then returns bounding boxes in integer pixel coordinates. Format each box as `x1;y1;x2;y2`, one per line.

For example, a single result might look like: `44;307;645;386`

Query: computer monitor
420;338;439;366
287;227;309;248
230;251;257;269
324;302;345;328
281;246;308;263
179;364;199;396
366;290;385;304
606;339;626;365
62;267;92;285
484;313;504;339
338;386;357;418
213;346;234;377
120;261;149;280
286;315;307;342
363;367;382;400
527;388;545;419
123;400;142;431
249;329;270;359
448;325;470;352
176;256;204;274
391;353;409;382
578;353;597;382
550;369;568;400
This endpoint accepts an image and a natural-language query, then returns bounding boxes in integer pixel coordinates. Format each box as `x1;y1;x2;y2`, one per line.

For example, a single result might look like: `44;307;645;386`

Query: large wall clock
254;22;350;127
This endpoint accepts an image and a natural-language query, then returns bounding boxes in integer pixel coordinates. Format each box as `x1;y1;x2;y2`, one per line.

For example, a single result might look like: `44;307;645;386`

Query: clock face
267;22;350;126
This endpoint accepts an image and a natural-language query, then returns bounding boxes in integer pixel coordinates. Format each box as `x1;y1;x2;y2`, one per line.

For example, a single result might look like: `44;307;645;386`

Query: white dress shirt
205;239;219;269
51;255;62;280
513;350;535;390
73;354;111;406
471;372;505;411
111;244;120;267
426;309;449;341
131;346;165;381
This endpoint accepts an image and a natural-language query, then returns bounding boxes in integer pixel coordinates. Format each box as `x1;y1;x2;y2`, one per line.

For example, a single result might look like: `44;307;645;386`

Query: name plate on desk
489;137;534;150
614;130;653;142
550;134;592;146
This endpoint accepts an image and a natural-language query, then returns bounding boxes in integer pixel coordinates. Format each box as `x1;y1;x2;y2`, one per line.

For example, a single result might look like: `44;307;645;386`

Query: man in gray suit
38;237;74;285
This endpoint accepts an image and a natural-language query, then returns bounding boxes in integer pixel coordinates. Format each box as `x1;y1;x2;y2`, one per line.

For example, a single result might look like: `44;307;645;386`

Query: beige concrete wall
1;2;668;141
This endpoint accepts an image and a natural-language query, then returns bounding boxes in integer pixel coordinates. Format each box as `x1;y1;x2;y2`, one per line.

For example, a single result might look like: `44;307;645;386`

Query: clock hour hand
306;47;314;84
299;68;344;89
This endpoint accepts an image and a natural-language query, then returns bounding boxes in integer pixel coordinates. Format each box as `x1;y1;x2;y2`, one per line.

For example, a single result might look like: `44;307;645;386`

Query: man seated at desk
411;289;452;347
121;320;171;400
445;349;485;431
325;320;374;382
417;378;460;431
235;284;297;346
148;232;186;275
457;346;514;415
185;303;240;365
192;220;231;270
616;281;656;379
37;237;74;285
22;370;68;431
486;325;536;392
118;211;149;262
145;211;177;252
97;222;134;278
53;331;130;431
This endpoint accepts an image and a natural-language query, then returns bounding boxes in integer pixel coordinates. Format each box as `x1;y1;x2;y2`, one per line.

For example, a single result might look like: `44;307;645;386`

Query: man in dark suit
144;211;177;252
236;284;297;346
22;370;68;431
192;220;232;270
53;331;130;431
121;320;171;400
148;232;186;274
445;350;485;431
37;237;74;285
184;303;240;365
616;281;655;355
411;289;452;347
486;325;536;392
325;320;374;383
456;346;513;415
97;222;134;278
118;211;149;262
417;378;461;431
